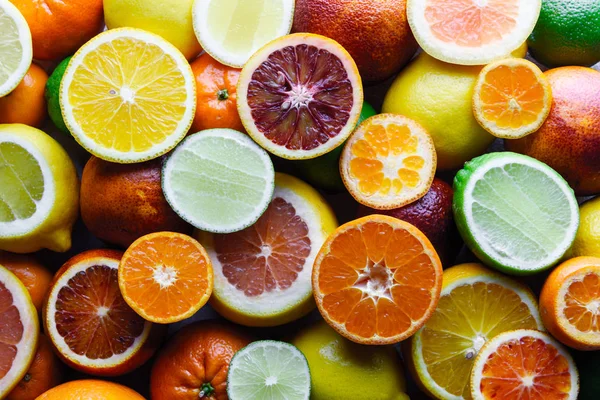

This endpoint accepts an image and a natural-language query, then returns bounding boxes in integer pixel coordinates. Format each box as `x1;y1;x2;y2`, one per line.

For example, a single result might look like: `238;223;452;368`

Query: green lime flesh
528;0;600;67
45;57;71;134
227;340;311;400
453;152;579;275
0;142;44;222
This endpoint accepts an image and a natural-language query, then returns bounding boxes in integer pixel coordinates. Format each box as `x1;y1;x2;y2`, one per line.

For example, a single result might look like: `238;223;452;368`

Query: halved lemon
407;0;541;65
0;0;32;97
60;28;196;163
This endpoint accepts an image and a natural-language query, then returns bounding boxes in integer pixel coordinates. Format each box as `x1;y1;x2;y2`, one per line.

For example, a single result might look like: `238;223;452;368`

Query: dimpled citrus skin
81;156;191;248
0;251;52;314
569;197;600;258
36;380;145;400
292;0;418;82
506;67;600;195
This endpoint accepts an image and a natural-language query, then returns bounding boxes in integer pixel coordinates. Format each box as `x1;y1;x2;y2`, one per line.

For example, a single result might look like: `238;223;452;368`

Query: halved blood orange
43;249;162;376
312;215;443;345
197;173;337;327
407;0;541;65
470;329;579;400
237;33;363;160
0;266;38;399
340;114;437;210
473;58;552;139
119;232;213;324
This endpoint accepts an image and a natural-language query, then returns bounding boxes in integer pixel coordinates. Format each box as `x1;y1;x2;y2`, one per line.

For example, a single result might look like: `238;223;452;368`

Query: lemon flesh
0;0;32;96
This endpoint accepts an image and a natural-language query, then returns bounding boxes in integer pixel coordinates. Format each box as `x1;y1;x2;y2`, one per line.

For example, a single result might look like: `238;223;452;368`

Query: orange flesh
317;221;438;338
214;197;310;296
425;0;519;46
0;281;22;379
120;234;211;320
348;122;424;197
54;264;145;359
564;272;600;333
479;64;547;128
479;336;572;399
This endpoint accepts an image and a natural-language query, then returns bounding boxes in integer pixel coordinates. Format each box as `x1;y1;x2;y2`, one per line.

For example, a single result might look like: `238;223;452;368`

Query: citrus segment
470;329;578;400
0;266;38;399
119;232;213;324
238;33;363;160
340;114;436;210
409;263;543;400
0;0;32;97
407;0;541;65
60;28;196;163
197;173;337;327
313;215;442;345
473;58;552;139
193;0;295;68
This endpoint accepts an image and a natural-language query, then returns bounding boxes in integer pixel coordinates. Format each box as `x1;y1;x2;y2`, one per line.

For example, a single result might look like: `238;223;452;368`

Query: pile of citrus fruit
1;0;600;399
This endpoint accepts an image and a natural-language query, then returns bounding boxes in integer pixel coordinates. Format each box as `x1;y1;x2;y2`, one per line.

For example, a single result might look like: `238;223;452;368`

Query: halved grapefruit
43;249;163;376
407;0;541;65
196;173;337;326
237;33;363;160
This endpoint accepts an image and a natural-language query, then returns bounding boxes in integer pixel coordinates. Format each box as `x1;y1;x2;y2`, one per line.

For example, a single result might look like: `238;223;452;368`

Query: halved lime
0;0;32;96
162;129;275;233
227;340;311;400
453;152;579;275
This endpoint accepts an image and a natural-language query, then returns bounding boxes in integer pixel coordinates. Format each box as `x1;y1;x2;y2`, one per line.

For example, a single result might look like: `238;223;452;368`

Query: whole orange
190;53;244;133
13;0;104;61
0;251;52;314
150;321;251;400
6;335;62;400
80;156;191;248
506;66;600;195
36;380;145;400
0;64;48;127
292;0;418;82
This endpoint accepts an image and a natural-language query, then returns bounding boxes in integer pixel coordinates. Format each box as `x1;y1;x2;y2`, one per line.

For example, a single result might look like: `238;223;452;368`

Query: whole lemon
291;321;408;400
569;197;600;258
382;52;494;170
104;0;201;60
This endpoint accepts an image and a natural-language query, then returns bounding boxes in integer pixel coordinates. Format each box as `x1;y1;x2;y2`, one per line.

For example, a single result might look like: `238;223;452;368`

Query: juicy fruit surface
0;0;32;96
473;58;552;138
341;114;436;210
61;28;195;163
453;152;579;274
528;0;600;67
506;67;600;195
411;263;543;399
291;321;407;400
36;379;145;400
313;215;442;344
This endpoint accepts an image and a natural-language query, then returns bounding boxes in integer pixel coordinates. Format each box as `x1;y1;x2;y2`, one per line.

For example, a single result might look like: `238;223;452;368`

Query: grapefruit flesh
0;281;23;379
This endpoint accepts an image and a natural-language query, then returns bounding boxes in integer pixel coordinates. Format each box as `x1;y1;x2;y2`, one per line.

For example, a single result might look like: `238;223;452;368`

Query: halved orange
540;256;600;351
119;232;213;323
470;329;578;400
0;265;38;398
312;215;443;345
340;114;436;210
473;58;552;139
43;249;162;376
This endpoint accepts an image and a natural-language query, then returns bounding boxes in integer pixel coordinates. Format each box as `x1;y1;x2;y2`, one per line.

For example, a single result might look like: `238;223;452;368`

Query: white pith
0;0;32;96
0;134;55;238
60;28;195;163
557;268;600;345
45;257;152;368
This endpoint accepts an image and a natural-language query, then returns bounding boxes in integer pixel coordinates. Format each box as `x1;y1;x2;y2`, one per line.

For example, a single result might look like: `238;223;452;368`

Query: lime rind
162;128;275;234
453;152;579;275
227;340;311;400
0;0;32;97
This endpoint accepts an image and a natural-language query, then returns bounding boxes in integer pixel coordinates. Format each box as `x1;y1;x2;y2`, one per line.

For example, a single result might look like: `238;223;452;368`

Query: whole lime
45;57;71;134
291;321;408;400
528;0;600;67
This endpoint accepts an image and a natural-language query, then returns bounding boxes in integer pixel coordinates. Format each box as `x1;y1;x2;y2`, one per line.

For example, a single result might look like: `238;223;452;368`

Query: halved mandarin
470;329;579;400
119;232;213;324
473;58;552;139
340;114;436;210
312;215;443;345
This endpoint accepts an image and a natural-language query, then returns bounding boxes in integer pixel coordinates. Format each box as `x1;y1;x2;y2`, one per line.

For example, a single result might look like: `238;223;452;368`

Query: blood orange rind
237;33;363;160
43;250;155;376
470;329;579;400
407;0;541;65
0;265;39;398
312;215;443;345
196;173;337;327
340;114;437;210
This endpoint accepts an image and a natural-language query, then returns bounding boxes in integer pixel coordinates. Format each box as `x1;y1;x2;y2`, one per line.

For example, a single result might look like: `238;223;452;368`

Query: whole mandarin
0;251;52;314
0;64;48;127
